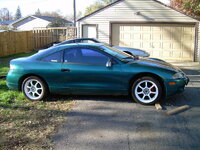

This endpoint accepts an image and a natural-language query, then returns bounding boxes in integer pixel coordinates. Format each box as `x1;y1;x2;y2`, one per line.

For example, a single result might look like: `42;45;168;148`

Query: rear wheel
131;76;162;105
22;76;48;101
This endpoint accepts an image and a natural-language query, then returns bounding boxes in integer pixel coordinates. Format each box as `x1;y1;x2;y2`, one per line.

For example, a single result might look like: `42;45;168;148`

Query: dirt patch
0;99;75;150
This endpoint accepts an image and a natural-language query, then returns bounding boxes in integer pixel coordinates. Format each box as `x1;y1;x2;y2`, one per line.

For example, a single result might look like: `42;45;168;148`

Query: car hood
113;46;149;57
130;57;180;72
113;46;145;52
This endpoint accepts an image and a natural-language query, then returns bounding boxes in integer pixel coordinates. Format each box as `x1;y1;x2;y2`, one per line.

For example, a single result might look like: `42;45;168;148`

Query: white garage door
112;24;195;62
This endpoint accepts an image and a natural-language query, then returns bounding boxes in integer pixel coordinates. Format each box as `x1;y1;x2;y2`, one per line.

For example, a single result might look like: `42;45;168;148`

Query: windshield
102;45;135;63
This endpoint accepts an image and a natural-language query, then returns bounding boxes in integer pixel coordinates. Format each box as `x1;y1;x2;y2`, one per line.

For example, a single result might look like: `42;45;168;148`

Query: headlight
172;72;184;79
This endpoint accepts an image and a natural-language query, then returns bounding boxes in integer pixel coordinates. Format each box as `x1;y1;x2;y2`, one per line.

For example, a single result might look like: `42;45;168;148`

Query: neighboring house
0;20;15;30
9;15;73;31
77;0;200;62
0;20;15;26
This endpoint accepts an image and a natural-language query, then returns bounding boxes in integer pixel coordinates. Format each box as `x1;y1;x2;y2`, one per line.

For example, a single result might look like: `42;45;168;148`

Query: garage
112;23;195;62
78;0;200;62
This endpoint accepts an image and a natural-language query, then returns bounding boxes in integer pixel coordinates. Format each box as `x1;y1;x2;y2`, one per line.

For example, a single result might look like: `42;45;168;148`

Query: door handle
61;68;71;72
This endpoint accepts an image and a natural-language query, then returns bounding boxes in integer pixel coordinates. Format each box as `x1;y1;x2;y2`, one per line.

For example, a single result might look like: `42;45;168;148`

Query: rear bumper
6;82;18;90
6;70;21;91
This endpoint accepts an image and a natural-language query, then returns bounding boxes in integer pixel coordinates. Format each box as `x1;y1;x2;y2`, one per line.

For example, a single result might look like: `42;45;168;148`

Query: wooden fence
33;27;77;49
0;27;77;57
0;31;33;57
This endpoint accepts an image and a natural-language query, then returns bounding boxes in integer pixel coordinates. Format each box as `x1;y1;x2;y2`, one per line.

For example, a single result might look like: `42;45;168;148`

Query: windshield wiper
121;56;135;63
122;56;135;60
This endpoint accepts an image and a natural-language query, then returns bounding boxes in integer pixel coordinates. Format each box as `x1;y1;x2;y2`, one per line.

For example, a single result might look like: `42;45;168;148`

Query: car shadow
46;94;133;104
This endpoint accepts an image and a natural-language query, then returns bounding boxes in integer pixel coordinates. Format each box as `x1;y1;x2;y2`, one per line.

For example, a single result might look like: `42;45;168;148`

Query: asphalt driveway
52;62;200;150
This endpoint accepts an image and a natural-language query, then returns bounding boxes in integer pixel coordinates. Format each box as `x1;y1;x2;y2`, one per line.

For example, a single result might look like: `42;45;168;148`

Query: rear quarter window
41;51;62;63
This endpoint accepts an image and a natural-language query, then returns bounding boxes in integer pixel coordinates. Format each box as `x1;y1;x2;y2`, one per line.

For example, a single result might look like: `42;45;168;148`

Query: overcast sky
0;0;95;17
0;0;170;17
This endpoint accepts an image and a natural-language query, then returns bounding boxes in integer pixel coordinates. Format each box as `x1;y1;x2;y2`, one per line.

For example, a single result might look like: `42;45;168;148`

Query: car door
35;50;65;92
60;47;126;94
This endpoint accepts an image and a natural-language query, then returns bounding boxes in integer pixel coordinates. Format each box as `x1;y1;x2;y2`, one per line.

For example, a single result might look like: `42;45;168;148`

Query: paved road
52;63;200;150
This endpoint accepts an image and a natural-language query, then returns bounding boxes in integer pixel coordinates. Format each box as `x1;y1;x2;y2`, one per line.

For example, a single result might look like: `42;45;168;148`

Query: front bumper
165;76;189;98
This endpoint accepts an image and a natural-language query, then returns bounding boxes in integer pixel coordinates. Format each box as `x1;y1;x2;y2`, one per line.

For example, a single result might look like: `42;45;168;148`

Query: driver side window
64;48;109;65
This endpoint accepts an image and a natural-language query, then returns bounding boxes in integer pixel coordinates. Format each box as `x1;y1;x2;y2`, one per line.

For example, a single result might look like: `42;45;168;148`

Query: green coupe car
6;43;189;105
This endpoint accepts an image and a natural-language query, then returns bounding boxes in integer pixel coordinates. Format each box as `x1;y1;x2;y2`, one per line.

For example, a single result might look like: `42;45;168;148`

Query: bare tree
65;11;82;21
84;0;117;16
0;8;12;21
41;10;63;18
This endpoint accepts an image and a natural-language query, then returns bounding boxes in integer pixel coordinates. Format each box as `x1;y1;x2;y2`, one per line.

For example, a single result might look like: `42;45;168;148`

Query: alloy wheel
24;79;44;100
134;80;159;104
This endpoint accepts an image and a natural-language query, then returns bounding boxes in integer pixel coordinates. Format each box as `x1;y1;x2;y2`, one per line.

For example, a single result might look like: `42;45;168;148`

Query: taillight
10;64;16;70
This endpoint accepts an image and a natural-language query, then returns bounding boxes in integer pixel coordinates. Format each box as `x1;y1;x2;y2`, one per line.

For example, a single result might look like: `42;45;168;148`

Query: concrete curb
166;105;190;115
171;62;200;67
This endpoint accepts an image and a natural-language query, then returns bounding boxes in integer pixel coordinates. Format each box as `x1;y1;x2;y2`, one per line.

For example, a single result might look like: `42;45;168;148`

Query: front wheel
131;76;162;105
22;76;48;101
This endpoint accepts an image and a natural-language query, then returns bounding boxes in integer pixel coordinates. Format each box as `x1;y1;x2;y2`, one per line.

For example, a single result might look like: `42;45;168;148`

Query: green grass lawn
0;51;74;149
0;51;37;104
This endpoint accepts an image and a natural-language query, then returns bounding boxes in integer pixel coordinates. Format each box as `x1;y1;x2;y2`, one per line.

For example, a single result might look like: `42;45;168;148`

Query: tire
131;76;162;105
22;76;48;101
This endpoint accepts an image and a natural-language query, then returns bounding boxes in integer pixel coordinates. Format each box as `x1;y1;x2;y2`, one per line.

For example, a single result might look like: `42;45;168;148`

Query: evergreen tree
15;6;22;20
35;8;41;16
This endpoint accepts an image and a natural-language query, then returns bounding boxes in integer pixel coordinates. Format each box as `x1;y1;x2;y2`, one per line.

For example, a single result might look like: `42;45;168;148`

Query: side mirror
106;58;112;68
134;55;139;59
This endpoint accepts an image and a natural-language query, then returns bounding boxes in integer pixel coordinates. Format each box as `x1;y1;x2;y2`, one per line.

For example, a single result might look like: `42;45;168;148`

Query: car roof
57;42;104;48
74;38;98;40
53;38;100;47
31;43;106;60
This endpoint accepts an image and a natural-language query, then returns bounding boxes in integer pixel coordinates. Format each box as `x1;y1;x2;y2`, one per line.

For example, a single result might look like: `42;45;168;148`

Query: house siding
13;17;50;30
